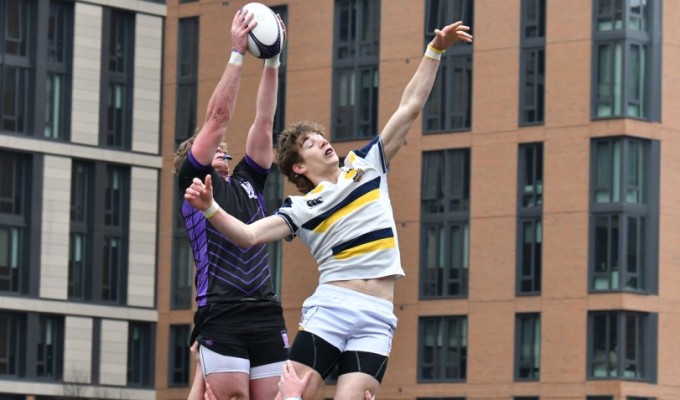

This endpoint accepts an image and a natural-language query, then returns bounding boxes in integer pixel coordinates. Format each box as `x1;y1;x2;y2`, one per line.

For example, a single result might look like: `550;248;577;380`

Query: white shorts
298;284;397;356
199;345;284;379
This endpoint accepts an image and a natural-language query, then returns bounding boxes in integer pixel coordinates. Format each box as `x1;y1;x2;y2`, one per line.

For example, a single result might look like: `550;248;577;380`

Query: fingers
300;370;312;386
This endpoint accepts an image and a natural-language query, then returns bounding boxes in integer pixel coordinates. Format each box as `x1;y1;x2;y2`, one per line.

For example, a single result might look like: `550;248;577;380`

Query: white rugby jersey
275;136;406;284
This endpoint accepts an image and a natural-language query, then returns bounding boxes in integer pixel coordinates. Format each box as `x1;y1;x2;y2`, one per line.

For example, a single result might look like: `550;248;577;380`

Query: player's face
212;146;232;177
297;132;338;172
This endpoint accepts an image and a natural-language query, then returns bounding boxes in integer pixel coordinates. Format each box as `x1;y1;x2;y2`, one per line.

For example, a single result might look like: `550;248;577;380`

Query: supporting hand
185;175;215;212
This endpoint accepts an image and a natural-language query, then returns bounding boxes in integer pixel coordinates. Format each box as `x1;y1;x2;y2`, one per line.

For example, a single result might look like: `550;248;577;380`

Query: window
592;0;662;121
128;322;154;387
0;150;32;295
588;311;658;381
69;161;130;304
271;5;288;144
171;184;193;309
100;8;135;149
515;398;539;400
175;17;199;146
589;137;659;293
0;0;73;139
36;315;63;380
332;0;380;140
515;313;540;381
418;316;467;382
517;143;543;295
586;397;613;400
0;312;25;377
169;325;190;386
519;0;545;125
0;312;65;380
423;0;474;133
420;150;470;298
264;166;284;295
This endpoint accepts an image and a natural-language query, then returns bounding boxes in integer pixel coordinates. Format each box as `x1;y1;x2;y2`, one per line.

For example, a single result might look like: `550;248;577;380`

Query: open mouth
325;148;333;157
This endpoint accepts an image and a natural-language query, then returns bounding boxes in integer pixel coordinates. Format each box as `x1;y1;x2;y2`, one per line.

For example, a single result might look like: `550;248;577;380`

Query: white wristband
282;398;302;400
424;44;444;61
201;200;221;219
265;53;281;68
229;49;244;66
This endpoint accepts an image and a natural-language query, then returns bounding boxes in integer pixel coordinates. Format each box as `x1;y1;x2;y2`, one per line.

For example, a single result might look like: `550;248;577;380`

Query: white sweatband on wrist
282;398;302;400
264;54;281;68
202;200;221;219
229;49;244;66
424;44;444;61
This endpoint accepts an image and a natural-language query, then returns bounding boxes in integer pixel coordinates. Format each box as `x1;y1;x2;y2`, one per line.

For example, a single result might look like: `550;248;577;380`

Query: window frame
588;137;659;294
423;0;474;134
68;161;130;304
175;16;200;146
168;324;190;387
518;0;546;126
99;7;135;150
586;311;658;383
590;0;662;121
420;149;470;299
514;313;541;381
331;0;381;141
127;321;155;387
516;143;543;295
418;315;468;382
171;183;193;309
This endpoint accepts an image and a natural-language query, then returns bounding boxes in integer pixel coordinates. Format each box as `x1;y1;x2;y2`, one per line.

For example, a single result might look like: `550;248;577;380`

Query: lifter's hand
429;21;472;51
185;175;215;212
231;9;256;54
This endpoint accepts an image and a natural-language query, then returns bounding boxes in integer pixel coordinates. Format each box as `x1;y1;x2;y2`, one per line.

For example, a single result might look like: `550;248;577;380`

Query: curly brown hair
173;133;198;174
275;121;326;194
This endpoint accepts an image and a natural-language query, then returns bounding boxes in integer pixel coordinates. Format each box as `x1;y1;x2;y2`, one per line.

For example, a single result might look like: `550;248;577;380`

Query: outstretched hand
430;21;473;51
185;175;215;211
231;9;256;54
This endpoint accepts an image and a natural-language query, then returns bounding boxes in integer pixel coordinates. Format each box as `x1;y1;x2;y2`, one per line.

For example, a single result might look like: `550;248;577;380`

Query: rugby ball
242;2;282;59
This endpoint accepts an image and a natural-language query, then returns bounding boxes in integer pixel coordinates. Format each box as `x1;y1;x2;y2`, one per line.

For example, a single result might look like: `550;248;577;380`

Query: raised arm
191;9;255;165
245;16;287;168
380;21;472;163
185;174;291;247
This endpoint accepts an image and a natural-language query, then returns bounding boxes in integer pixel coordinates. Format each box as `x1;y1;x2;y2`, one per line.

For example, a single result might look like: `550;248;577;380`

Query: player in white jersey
185;20;472;400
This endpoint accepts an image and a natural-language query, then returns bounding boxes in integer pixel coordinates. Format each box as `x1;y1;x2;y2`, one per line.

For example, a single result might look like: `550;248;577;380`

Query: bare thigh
250;376;279;400
333;372;379;400
206;371;249;400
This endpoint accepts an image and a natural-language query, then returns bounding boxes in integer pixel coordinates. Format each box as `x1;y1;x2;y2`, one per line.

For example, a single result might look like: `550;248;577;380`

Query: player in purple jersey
173;9;288;400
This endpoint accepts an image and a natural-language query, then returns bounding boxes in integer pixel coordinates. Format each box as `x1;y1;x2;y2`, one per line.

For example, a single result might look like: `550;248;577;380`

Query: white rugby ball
242;2;282;59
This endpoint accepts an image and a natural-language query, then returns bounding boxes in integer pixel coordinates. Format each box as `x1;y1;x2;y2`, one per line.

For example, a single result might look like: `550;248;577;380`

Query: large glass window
418;316;467;382
128;322;154;387
592;0;662;121
515;313;540;381
171;183;193;309
175;17;199;146
332;0;380;140
36;315;63;380
169;325;190;386
588;311;657;382
420;150;470;298
69;161;129;304
0;0;72;139
517;143;543;295
0;312;25;377
589;137;659;293
423;0;474;133
100;8;135;149
0;150;31;295
264;166;284;296
519;0;545;125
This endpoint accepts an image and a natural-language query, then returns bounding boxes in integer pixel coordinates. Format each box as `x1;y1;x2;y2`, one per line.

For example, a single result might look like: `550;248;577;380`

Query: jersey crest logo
306;197;324;207
240;181;257;199
352;168;365;182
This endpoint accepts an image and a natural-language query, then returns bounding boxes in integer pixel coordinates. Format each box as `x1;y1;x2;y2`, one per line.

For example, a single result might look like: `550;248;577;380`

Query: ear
292;162;306;175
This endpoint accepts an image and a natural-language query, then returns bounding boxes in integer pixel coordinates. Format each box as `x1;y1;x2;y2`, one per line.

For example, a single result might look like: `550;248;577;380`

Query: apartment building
0;0;165;398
